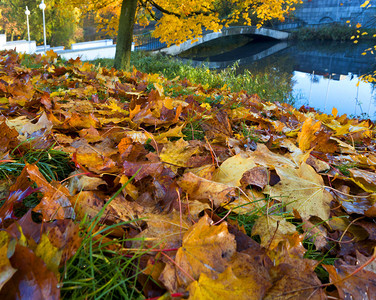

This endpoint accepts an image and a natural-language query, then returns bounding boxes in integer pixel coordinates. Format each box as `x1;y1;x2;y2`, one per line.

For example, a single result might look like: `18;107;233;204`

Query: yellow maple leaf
297;117;321;151
264;163;332;221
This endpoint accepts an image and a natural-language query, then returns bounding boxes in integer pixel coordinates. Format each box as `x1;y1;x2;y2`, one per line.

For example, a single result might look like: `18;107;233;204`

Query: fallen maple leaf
0;244;60;299
297;117;321;151
173;215;236;287
187;266;267;300
0;231;17;290
178;172;237;207
325;261;376;299
134;210;191;249
264;162;332;221
252;215;297;250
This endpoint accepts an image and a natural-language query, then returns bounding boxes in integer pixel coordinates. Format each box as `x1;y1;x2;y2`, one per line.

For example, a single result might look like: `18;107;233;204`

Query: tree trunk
114;0;138;70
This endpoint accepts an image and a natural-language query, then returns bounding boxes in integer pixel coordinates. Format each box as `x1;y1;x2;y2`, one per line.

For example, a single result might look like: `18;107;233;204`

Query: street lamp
25;6;30;42
39;0;47;52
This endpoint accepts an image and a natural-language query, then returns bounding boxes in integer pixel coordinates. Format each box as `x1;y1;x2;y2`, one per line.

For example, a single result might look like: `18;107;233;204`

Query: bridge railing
133;31;166;51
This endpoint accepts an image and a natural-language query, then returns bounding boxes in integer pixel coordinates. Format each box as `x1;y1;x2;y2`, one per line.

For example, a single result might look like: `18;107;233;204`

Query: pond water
181;38;376;120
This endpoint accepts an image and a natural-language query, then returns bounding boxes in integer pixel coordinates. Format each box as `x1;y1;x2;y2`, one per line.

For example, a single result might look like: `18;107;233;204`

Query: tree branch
146;0;213;18
139;0;160;21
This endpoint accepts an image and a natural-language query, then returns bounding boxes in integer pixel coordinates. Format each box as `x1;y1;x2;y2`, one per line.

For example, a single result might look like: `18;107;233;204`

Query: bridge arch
319;16;334;24
155;26;289;56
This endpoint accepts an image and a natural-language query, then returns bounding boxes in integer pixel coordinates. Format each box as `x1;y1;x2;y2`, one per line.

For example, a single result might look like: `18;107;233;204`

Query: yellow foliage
72;0;300;46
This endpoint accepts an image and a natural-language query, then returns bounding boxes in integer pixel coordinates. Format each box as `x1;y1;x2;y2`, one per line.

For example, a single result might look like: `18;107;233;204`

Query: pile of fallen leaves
1;49;376;299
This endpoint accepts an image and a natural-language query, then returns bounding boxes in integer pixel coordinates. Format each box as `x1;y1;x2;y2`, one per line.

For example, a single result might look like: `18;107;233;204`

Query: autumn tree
73;0;300;70
0;0;36;40
0;0;82;47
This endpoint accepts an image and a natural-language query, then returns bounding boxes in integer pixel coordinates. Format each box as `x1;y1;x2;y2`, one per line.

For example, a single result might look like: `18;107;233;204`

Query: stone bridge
154;26;289;56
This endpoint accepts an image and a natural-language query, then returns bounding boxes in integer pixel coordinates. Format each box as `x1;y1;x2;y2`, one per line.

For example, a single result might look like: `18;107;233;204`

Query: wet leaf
34;234;62;276
0;244;59;300
0;231;16;290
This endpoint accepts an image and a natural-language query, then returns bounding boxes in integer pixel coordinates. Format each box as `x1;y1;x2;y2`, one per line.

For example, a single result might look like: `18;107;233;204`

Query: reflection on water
293;71;376;120
182;39;376;120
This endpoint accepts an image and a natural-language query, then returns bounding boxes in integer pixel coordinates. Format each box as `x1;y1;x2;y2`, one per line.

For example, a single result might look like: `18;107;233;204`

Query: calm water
182;39;376;119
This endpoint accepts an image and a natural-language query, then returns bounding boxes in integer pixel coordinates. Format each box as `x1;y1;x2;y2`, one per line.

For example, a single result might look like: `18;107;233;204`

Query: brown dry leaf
311;131;338;153
123;161;164;181
201;110;233;142
0;121;19;152
265;261;325;299
330;137;357;154
306;154;331;173
70;191;103;220
173;215;236;287
178;172;237;207
78;126;103;143
187;165;216;180
107;194;144;223
143;259;166;284
252;215;297;249
264;235;325;300
186;200;211;220
325;263;376;299
356;251;376;273
328;216;369;242
66;112;99;129
264;162;332;221
297;117;321;151
45;220;81;265
302;219;328;251
240;166;269;189
26;164;74;221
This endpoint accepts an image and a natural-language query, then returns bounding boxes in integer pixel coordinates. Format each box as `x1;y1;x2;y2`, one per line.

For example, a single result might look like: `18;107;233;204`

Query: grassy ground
91;52;295;105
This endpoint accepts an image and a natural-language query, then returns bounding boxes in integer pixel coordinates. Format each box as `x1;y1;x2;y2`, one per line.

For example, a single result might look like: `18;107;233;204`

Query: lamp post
25;6;30;42
39;0;47;52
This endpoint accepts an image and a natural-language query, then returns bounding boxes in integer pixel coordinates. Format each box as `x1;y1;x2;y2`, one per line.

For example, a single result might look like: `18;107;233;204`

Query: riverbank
289;24;376;41
92;52;295;104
